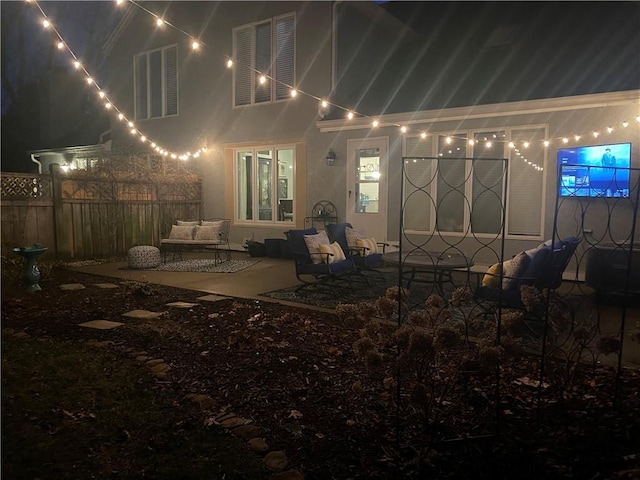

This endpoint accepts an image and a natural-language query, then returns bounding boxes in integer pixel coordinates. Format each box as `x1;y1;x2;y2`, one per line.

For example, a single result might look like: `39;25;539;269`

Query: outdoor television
558;142;632;198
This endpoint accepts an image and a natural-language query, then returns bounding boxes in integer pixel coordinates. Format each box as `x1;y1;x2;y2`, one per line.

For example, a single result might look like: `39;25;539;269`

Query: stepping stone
165;301;199;309
264;451;289;472
232;425;261;440
122;310;165;319
12;332;30;339
247;437;269;452
185;393;216;410
78;320;124;330
146;359;165;367
135;356;151;362
220;417;251;428
272;470;305;480
60;283;85;290
197;294;228;302
94;283;119;289
150;363;171;374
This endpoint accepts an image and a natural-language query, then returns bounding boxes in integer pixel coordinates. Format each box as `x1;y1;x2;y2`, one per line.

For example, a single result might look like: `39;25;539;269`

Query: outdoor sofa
160;218;231;264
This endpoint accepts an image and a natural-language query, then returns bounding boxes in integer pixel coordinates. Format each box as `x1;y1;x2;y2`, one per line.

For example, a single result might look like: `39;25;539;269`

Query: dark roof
331;1;640;117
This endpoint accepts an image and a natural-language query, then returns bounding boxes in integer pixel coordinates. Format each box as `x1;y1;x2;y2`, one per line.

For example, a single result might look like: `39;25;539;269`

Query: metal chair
285;227;357;293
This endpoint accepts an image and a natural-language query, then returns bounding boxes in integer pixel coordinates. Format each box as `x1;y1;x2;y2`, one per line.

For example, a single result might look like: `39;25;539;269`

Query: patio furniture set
127;218;231;269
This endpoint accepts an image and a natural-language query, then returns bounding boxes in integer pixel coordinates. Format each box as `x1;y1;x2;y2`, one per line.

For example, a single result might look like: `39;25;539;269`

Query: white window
134;45;178;120
233;14;295;107
235;145;295;224
403;126;546;238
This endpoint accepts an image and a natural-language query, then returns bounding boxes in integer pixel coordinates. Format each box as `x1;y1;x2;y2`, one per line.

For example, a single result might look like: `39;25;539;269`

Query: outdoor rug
151;259;259;273
260;271;444;310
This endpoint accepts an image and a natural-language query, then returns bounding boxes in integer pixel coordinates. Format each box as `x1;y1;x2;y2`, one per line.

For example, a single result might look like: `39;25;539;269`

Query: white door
346;137;388;241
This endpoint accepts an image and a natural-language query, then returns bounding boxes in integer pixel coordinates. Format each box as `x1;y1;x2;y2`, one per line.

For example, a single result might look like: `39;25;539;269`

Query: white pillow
176;220;200;226
356;237;378;256
304;230;330;264
319;242;346;264
168;225;195;240
194;225;221;241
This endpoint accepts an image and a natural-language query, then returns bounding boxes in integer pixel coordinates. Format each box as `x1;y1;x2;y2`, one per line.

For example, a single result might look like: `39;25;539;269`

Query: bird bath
12;244;48;292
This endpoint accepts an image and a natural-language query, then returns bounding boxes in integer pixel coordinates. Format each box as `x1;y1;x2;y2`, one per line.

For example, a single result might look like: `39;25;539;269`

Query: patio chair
474;236;581;310
326;222;389;278
285;227;357;293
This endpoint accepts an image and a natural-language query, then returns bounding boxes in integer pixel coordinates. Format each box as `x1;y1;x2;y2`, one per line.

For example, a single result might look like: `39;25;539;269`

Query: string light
347;111;354;120
290;89;297;98
226;58;233;68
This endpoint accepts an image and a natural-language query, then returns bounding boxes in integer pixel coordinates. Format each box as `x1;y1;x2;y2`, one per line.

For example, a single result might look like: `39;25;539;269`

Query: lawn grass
1;335;269;480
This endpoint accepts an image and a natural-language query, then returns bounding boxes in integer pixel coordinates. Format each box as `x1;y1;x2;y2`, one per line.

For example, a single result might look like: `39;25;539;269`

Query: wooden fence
1;165;202;259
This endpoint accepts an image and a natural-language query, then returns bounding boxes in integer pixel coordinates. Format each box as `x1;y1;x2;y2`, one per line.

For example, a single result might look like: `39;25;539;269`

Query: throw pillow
345;226;366;248
168;225;195;240
304;230;330;264
356;237;378;256
482;263;502;287
176;220;200;226
193;225;221;241
501;252;530;290
319;242;346;264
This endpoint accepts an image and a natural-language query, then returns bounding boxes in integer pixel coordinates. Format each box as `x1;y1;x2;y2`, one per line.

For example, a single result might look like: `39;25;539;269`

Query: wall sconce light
326;148;336;166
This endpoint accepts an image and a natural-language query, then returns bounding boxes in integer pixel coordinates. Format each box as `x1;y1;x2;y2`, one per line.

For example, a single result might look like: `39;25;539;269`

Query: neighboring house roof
327;1;640;119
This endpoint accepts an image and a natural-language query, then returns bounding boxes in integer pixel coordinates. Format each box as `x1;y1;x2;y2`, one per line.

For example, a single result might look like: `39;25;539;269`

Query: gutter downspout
31;154;42;174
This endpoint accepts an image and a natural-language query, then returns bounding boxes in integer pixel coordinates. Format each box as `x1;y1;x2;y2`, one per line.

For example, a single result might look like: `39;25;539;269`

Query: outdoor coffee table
381;250;474;296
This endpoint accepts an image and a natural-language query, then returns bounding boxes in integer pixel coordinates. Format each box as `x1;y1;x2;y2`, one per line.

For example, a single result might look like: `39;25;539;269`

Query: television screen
558;142;632;198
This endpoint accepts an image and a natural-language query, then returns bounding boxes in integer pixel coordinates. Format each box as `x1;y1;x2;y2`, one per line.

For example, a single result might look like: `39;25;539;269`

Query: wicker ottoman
128;246;161;269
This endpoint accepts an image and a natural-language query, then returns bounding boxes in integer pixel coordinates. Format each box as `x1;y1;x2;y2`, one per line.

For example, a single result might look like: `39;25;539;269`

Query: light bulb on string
508;142;515;148
321;100;328;108
622;121;629;128
74;61;81;69
607;126;614;133
42;19;50;28
347;111;354;120
191;41;200;50
544;141;550;147
593;131;599;137
226;58;233;68
420;132;427;139
155;17;164;27
57;41;64;49
562;137;569;144
290;89;297;98
400;126;407;133
372;120;379;128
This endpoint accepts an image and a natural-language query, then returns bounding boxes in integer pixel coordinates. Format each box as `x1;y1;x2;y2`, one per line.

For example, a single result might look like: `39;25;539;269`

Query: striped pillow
356;237;378;256
319;242;346;264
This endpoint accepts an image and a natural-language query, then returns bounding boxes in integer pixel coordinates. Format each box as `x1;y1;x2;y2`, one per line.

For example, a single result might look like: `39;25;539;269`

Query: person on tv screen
600;148;617;196
601;148;616;167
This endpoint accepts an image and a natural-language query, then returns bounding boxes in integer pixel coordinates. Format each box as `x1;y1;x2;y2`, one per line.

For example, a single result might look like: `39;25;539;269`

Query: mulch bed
2;266;639;479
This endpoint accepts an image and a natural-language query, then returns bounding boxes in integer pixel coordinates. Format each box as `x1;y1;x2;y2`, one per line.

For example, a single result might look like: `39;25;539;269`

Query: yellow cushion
319;242;346;264
482;263;502;287
356;237;378;256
